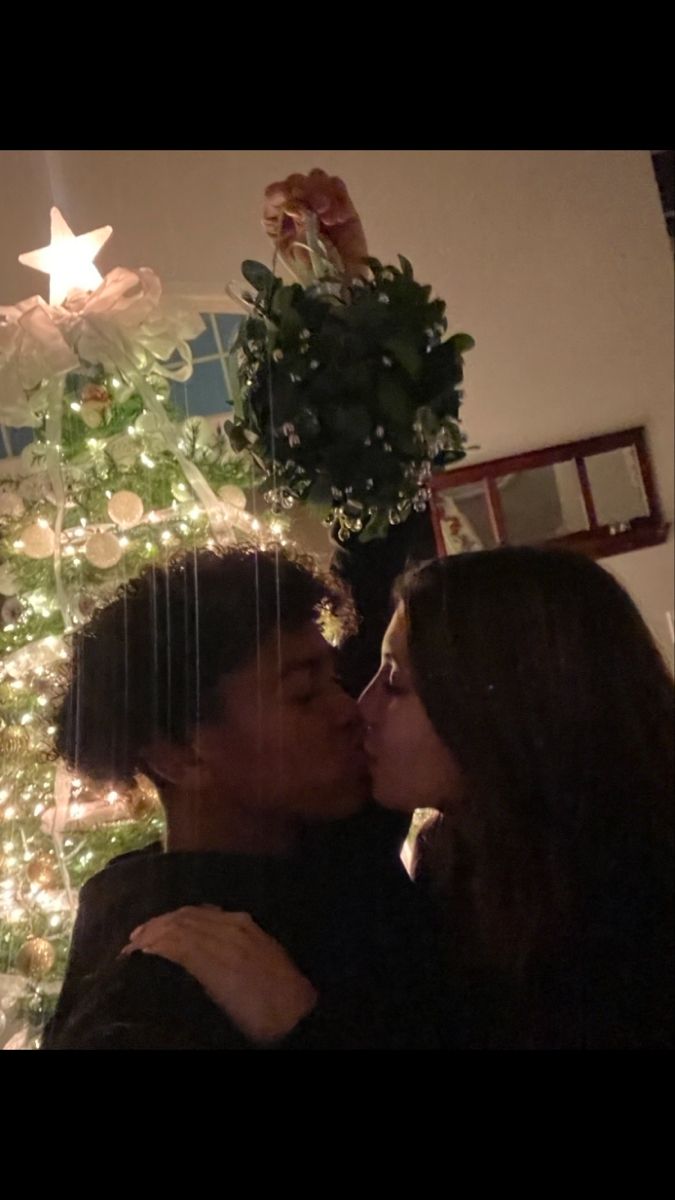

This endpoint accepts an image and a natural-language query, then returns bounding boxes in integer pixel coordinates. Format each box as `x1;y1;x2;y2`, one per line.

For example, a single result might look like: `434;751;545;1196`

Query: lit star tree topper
18;207;113;306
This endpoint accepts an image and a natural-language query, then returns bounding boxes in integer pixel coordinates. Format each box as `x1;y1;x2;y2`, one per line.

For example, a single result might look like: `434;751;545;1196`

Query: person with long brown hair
362;547;674;1048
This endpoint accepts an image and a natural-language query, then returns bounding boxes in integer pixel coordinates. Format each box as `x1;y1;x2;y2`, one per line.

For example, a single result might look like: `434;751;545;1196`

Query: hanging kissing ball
1;596;22;625
107;490;144;529
20;522;55;560
217;485;247;511
0;563;19;595
26;854;58;890
0;489;25;520
16;937;56;979
85;531;123;570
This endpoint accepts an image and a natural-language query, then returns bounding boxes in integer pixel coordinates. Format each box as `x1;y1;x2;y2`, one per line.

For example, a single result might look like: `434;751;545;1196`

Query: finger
130;908;257;939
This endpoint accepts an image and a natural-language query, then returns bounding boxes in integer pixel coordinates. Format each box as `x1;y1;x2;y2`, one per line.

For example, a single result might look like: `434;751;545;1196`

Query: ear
141;738;202;789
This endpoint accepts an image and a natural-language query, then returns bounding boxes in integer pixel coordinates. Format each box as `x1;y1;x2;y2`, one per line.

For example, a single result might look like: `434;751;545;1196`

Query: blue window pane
190;316;218;359
174;357;232;418
0;426;34;460
215;313;242;350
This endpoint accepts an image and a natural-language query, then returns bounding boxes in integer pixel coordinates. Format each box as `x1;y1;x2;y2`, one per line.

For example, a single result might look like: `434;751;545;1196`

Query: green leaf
398;255;413;279
377;376;412;427
382;337;423;380
241;261;275;293
448;332;475;355
228;422;254;453
359;509;390;542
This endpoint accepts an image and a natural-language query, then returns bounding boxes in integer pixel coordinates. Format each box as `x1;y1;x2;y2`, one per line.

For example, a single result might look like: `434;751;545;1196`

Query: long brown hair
399;547;674;1047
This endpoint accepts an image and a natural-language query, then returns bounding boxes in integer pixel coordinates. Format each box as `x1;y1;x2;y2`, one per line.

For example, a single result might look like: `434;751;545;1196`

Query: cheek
375;701;461;808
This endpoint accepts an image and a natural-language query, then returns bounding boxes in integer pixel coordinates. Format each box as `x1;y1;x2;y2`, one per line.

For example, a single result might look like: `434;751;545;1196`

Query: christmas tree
0;208;267;1048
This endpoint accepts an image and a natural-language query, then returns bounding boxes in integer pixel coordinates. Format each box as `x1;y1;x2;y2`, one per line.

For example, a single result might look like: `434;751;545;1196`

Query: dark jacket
42;806;440;1050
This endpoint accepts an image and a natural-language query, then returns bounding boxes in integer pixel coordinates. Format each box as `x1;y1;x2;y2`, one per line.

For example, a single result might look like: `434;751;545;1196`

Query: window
0;311;242;468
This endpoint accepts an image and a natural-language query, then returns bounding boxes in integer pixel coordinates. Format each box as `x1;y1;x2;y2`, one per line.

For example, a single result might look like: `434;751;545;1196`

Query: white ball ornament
107;490;144;529
21;522;55;559
85;531;123;570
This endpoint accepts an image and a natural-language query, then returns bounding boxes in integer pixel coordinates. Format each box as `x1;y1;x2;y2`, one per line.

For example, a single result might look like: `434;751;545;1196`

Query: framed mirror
429;427;669;560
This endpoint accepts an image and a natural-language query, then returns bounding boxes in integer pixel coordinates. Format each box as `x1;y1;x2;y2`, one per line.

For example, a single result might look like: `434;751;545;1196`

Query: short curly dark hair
55;545;353;782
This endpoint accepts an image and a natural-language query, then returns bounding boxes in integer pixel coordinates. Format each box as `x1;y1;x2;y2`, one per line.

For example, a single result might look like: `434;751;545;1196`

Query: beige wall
1;149;673;663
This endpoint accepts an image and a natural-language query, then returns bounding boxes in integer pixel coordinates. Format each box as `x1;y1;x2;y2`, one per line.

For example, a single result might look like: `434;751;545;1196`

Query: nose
333;685;363;733
358;673;379;727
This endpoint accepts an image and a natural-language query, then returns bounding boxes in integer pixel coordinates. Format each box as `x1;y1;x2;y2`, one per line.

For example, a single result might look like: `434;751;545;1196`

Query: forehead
233;621;332;687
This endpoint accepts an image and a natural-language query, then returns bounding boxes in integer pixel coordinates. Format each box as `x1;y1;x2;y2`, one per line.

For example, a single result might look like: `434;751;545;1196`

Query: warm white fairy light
140;453;156;469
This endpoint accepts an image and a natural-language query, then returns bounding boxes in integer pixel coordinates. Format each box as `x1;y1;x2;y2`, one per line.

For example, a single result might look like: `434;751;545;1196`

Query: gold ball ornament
20;522;55;560
107;490;144;529
16;937;56;979
0;725;31;756
85;531;123;570
26;854;58;889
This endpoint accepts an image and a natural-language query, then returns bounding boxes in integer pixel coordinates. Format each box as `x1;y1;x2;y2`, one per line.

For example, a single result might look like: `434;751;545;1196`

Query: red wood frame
429;427;669;561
